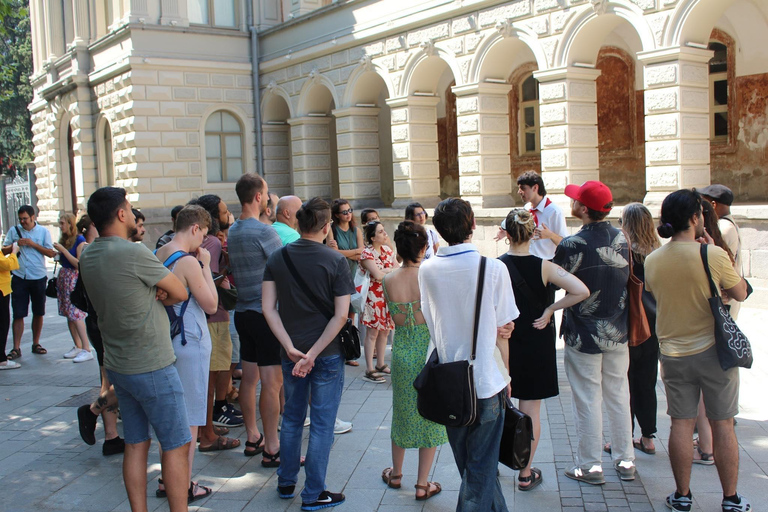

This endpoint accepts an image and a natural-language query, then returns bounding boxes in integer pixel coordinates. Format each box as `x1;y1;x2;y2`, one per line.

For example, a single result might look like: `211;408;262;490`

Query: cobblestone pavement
1;281;767;512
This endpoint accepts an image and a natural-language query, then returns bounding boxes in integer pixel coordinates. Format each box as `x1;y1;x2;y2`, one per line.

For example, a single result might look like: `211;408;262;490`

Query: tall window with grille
708;41;728;142
188;0;237;27
519;74;540;155
205;111;244;183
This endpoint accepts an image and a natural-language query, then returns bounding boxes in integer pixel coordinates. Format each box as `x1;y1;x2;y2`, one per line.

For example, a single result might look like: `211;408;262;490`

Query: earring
504;238;510;246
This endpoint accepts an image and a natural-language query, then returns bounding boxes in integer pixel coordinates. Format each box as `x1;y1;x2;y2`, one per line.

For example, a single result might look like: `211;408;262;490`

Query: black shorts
11;276;47;319
234;310;281;366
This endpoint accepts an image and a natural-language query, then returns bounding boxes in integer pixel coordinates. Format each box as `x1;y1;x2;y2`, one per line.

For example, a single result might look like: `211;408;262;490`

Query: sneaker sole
301;498;345;511
564;473;605;485
361;378;386;383
333;427;352;435
278;489;295;499
212;420;244;428
665;500;691;512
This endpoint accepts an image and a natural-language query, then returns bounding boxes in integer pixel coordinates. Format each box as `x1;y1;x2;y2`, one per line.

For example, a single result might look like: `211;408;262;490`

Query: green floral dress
383;281;448;449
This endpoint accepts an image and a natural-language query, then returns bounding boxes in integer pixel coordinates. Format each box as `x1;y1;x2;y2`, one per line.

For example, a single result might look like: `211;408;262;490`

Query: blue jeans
446;391;508;512
278;355;344;502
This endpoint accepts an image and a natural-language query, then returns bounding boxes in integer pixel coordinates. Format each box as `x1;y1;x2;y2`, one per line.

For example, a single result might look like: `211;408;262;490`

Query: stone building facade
27;0;768;276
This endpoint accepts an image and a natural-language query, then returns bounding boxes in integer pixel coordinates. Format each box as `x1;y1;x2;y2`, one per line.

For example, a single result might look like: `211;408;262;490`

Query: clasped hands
287;347;314;378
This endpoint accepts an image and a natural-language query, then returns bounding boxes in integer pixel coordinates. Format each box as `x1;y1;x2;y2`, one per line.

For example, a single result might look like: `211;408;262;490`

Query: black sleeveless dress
498;254;559;400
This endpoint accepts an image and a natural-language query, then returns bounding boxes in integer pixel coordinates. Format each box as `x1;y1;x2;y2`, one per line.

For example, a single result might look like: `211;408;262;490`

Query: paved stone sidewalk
1;284;767;512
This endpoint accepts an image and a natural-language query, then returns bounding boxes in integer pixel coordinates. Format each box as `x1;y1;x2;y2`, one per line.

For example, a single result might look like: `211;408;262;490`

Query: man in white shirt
419;197;519;512
498;171;568;260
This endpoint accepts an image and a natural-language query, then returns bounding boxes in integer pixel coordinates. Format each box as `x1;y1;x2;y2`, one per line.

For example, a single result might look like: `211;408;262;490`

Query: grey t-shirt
263;239;355;359
228;217;283;313
79;236;175;375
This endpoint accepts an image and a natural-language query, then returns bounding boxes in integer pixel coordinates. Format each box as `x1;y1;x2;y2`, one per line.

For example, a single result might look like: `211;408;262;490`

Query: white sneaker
334;418;352;435
0;360;20;370
63;346;80;359
304;416;311;427
73;350;94;363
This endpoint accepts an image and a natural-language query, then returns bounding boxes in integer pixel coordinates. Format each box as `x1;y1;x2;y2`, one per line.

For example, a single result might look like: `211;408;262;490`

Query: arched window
205;111;244;183
519;74;540;155
708;41;728;142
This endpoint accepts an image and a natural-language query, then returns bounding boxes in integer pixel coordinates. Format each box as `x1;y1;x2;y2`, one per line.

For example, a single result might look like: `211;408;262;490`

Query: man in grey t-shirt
228;173;284;460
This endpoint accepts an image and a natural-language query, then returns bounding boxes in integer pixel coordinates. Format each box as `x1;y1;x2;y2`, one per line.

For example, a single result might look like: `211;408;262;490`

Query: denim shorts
106;364;192;451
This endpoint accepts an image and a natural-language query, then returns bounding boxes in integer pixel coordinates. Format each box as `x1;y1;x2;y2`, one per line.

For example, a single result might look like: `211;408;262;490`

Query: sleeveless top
333;224;359;276
498;254;555;336
382;278;424;328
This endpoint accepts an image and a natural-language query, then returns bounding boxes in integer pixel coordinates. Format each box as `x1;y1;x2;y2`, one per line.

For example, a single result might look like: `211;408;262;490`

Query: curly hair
503;208;535;245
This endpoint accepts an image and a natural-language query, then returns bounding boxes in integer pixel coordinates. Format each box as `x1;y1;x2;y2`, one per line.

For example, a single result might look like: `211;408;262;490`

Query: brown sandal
415;482;441;501
381;467;402;489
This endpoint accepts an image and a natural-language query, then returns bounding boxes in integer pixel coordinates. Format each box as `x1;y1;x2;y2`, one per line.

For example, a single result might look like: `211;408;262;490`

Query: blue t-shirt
60;235;86;270
3;223;53;280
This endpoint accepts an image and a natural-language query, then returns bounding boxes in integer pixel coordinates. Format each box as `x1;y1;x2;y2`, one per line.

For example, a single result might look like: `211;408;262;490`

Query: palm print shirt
552;221;630;354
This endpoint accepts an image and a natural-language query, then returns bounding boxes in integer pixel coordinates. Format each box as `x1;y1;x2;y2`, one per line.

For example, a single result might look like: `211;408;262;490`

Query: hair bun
657;222;674;238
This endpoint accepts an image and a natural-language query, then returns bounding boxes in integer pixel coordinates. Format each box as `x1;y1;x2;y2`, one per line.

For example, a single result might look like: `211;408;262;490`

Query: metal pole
247;0;264;176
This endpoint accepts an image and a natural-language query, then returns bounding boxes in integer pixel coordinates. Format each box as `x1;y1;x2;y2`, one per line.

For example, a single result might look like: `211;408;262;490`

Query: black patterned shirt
553;221;630;354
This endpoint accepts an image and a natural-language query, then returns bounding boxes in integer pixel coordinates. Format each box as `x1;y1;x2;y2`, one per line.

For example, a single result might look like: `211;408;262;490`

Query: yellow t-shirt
645;242;742;357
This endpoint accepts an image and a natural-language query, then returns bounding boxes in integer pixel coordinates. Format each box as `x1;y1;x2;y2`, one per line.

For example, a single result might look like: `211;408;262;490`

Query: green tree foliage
0;0;33;176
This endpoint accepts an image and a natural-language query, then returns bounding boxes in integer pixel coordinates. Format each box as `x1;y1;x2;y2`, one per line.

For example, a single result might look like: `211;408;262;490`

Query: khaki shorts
208;321;233;372
660;344;739;420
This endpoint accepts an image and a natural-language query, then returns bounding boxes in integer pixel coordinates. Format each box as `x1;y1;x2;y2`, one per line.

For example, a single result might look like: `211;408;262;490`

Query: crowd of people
0;170;752;512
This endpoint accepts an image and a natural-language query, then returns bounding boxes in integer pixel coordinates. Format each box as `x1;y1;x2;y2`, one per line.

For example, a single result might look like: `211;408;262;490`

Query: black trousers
628;336;659;438
0;292;10;363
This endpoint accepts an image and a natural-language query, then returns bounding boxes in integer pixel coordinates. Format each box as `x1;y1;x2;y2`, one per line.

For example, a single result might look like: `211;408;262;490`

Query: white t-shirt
526;196;568;260
419;244;519;399
424;228;439;260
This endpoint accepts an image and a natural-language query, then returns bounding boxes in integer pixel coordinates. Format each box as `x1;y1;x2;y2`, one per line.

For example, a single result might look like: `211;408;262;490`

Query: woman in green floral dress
380;221;447;501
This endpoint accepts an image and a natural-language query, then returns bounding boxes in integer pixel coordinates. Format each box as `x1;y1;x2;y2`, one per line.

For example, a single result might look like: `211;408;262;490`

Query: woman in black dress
499;208;589;491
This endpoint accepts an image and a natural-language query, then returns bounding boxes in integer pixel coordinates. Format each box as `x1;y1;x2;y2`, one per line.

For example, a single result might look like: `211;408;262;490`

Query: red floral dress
360;245;395;331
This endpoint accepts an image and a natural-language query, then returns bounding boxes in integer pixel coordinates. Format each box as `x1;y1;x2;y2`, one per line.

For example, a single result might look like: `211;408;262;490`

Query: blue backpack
155;250;193;346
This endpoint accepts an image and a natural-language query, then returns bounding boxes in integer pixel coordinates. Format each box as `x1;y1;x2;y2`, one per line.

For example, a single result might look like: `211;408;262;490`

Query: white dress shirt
419;243;519;399
527;196;568;260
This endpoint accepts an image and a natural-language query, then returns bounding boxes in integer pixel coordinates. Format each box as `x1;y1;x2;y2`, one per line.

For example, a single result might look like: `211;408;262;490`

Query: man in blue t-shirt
2;205;55;359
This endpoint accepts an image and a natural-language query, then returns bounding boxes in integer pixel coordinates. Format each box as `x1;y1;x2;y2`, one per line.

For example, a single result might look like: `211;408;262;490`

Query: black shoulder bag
280;246;361;360
413;256;486;427
700;244;753;371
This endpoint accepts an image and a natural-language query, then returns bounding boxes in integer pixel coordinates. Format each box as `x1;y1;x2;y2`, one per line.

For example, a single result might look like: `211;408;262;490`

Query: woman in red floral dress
360;221;396;383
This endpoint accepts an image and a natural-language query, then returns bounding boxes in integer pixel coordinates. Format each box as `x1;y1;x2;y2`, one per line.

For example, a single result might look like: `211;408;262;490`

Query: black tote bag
499;397;533;470
699;244;753;371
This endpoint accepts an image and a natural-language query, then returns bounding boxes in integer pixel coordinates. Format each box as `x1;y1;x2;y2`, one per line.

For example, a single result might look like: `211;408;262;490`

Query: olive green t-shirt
79;236;175;374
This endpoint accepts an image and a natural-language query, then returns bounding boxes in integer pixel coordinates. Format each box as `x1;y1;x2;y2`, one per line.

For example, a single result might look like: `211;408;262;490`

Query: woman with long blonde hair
616;203;661;455
53;213;92;362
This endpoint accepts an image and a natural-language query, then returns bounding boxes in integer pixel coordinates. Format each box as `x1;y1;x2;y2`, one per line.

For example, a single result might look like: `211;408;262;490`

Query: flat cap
697;184;734;206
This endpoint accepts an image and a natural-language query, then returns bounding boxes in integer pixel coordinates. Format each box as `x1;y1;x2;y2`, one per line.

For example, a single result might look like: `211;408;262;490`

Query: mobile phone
213;274;225;282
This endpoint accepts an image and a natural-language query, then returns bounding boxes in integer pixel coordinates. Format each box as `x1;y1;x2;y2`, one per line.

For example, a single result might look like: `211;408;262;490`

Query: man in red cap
552;181;636;485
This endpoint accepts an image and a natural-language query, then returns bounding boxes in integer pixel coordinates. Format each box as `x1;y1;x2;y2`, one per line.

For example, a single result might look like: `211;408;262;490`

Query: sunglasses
414;211;427;218
340;208;353;215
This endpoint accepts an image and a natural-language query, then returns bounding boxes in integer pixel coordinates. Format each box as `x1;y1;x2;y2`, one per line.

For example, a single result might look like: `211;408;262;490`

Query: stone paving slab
1;290;767;511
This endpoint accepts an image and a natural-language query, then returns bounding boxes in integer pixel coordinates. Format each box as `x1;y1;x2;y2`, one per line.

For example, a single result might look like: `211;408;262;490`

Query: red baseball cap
564;181;613;212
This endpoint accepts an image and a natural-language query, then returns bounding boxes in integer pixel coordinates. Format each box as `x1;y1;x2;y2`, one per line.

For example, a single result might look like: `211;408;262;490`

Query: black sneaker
722;493;751;512
77;404;98;445
277;485;295;499
103;436;125;456
213;405;244;427
301;490;345;510
224;403;243;419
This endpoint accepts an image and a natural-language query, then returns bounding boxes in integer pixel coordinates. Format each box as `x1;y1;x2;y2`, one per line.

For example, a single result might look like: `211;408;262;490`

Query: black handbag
46;261;59;298
413;257;486;428
281;246;361;360
499;396;534;470
700;244;753;371
70;273;88;312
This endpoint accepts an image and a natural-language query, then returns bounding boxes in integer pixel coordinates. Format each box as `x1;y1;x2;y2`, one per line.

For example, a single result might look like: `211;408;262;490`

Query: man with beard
645;189;749;512
131;209;146;243
552;181;635;485
79;187;190;511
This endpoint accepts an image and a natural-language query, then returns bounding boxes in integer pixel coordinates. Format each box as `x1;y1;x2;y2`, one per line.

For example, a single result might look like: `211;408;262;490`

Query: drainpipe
247;0;264;176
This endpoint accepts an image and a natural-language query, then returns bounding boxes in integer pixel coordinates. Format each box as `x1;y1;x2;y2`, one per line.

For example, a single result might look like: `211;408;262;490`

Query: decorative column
262;123;292;197
332;106;383;207
72;0;90;46
45;0;65;60
129;0;151;23
534;67;601;205
160;0;188;27
452;83;514;208
638;47;712;206
287;117;333;200
386;96;441;208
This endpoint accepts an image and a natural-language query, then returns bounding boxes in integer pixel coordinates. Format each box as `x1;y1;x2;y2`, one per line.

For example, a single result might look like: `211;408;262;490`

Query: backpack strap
156;249;195;345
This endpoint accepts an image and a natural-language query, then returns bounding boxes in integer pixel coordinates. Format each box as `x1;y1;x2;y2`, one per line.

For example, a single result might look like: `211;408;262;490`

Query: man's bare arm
156;272;188;305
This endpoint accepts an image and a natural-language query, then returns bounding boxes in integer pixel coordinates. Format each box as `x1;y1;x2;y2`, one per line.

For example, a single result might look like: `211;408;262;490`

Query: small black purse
281;247;361;360
700;244;753;371
413;257;486;428
499;397;534;470
46;261;59;298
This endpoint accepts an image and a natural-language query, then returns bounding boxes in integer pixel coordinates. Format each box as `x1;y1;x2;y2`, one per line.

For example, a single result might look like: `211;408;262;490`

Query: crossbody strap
281;246;334;320
14;226;22;240
470;257;486;362
699;244;720;298
501;255;545;314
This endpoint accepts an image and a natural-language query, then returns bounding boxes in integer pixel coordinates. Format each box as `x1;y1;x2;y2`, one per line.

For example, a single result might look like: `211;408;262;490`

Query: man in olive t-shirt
79;187;191;512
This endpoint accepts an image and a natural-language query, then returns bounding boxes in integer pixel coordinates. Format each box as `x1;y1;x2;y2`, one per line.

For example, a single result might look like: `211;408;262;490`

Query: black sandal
7;348;21;360
244;433;265;457
31;344;47;355
188;481;212;503
262;450;305;468
518;467;543;491
155;479;166;498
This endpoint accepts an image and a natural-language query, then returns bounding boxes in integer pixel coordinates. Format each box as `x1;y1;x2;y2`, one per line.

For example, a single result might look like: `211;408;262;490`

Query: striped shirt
227;217;283;313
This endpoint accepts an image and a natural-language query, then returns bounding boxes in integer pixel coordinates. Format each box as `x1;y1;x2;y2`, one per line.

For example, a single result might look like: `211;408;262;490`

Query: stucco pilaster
534;67;601;205
262;124;292;197
386;96;441;208
71;0;89;46
332;106;383;207
45;0;64;60
452;82;513;208
287;116;332;200
638;47;712;206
